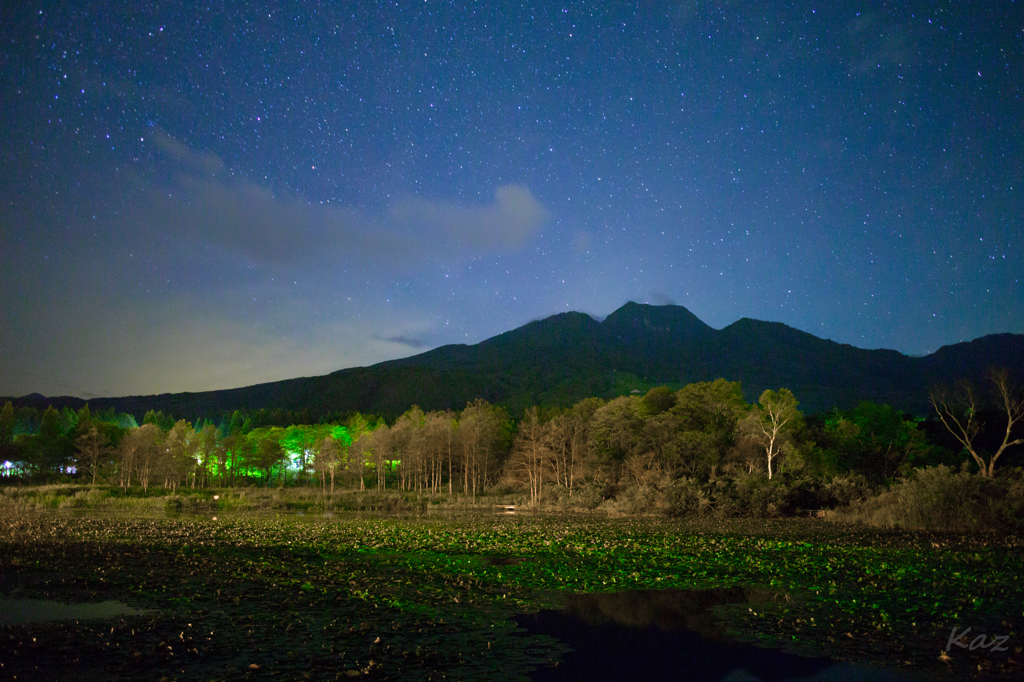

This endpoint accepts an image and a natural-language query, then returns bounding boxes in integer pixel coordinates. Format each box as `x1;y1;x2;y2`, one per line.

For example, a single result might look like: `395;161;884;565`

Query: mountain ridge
6;302;1023;420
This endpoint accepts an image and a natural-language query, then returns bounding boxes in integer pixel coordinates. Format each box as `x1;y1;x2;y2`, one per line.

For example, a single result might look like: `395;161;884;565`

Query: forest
2;372;1022;531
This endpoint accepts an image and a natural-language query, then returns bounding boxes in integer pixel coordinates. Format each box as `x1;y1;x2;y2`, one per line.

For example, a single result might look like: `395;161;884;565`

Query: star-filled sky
2;1;1022;399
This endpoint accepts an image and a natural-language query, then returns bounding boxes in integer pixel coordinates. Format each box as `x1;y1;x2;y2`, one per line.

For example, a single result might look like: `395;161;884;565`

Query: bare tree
506;407;552;506
162;420;195;491
74;425;112;484
746;389;800;479
117;424;163;491
931;368;1024;477
348;437;369;491
313;436;345;493
623;449;664;487
423;411;456;495
458;400;509;499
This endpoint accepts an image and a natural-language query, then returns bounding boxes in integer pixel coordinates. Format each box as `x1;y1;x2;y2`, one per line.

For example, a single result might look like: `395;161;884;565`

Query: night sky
2;1;1022;400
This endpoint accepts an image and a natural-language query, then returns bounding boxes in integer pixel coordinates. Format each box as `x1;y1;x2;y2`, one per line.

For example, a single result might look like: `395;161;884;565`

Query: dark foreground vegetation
1;510;1021;681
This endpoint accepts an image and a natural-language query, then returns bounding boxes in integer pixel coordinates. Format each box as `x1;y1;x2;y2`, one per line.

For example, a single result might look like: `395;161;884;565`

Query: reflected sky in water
517;588;922;682
0;596;150;626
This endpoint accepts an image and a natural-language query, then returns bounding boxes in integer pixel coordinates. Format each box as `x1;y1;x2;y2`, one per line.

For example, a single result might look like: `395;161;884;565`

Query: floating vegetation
0;511;1021;680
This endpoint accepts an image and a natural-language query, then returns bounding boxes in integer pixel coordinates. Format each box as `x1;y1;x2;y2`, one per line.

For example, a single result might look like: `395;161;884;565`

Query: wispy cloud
149;129;225;175
649;291;677;306
141;132;550;269
378;335;429;349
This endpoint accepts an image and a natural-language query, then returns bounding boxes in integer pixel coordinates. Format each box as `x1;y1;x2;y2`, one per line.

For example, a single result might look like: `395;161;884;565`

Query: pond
516;588;923;682
0;596;150;626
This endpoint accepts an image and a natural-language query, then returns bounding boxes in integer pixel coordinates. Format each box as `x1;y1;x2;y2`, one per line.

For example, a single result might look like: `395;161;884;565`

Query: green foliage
814;403;931;482
589;396;643;464
142;409;176;431
0;401;15;463
638;386;676;417
39;406;62;441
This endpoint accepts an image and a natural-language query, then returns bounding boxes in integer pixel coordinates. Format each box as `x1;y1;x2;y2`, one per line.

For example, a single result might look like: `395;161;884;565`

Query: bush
834;465;1024;532
822;474;874;508
567;483;604;511
746;479;789;518
664;478;713;518
603;485;660;515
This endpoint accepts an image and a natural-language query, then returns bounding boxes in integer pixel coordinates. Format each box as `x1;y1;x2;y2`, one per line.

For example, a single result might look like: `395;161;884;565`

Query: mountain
7;303;1024;420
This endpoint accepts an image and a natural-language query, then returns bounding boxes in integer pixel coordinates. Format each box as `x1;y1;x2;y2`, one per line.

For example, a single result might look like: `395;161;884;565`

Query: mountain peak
601;301;714;341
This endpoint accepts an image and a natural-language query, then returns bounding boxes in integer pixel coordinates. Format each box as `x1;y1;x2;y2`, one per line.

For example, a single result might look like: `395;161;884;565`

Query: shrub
822;474;874;508
834;465;1024;532
567;483;604;510
664;478;713;518
603;485;660;515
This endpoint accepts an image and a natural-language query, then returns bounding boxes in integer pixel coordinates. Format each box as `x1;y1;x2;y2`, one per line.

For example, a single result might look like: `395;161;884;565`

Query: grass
1;508;1022;680
0;483;530;516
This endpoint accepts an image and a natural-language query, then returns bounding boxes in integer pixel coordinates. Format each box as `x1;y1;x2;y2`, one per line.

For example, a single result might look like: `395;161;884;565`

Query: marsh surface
519;589;922;681
0;510;1019;680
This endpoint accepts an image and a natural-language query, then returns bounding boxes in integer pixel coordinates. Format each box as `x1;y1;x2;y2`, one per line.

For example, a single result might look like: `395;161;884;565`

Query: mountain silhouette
7;302;1024;420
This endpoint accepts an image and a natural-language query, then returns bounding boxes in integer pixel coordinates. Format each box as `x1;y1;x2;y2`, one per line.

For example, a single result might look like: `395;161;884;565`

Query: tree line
2;370;1021;501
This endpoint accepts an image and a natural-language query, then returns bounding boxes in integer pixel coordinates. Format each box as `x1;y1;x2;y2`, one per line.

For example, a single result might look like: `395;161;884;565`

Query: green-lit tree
343;413;381;491
251;427;288;485
143;409;176;432
36;406;73;476
0;401;15;465
671;379;750;478
820;402;929;481
313;434;347;492
193;423;219;488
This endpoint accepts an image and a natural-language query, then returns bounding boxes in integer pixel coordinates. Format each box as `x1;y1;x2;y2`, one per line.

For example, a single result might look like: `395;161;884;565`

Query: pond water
0;596;150;626
516;588;922;682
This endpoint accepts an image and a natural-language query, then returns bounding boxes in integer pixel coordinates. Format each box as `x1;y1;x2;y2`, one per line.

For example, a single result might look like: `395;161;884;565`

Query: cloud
142;133;550;269
149;129;225;175
377;335;429;349
649;292;677;306
388;184;549;251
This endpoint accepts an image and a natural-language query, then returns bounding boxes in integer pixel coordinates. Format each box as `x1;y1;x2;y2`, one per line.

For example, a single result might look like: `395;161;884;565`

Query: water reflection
517;589;920;682
0;596;150;625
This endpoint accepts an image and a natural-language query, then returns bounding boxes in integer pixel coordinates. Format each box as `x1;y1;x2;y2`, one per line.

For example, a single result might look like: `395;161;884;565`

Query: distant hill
7;302;1024;420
